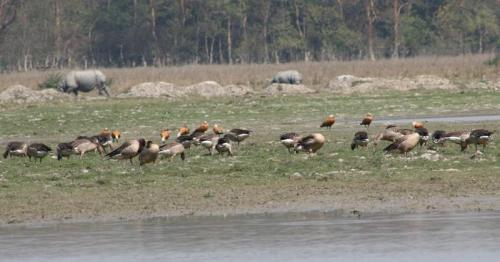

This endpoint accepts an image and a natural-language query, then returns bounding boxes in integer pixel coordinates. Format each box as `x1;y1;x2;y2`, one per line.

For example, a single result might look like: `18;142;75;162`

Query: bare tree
365;0;376;61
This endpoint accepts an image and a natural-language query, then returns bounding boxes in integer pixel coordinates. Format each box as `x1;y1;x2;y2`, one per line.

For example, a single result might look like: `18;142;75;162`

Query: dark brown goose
139;141;160;165
56;142;74;160
216;135;233;156
27;143;52;162
226;128;252;146
3;141;28;158
351;131;369;150
105;139;146;164
466;129;494;152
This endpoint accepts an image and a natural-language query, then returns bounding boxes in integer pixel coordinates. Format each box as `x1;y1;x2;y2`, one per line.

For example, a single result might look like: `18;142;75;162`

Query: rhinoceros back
272;70;302;84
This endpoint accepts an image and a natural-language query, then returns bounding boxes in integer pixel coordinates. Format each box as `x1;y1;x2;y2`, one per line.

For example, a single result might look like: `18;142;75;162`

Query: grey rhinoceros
271;70;303;85
58;70;110;96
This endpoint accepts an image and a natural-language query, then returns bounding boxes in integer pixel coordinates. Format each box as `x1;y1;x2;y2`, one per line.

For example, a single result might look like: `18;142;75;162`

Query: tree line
0;0;498;72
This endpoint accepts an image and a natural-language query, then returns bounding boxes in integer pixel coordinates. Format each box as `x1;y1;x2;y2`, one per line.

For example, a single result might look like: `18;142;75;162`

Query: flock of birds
2;122;252;165
2;113;496;165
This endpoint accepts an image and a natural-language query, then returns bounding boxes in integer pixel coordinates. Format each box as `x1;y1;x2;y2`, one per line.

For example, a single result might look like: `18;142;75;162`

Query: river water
1;211;499;261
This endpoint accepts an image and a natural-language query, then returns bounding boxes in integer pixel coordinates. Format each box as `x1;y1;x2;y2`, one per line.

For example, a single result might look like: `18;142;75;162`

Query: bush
485;54;500;67
38;73;63;89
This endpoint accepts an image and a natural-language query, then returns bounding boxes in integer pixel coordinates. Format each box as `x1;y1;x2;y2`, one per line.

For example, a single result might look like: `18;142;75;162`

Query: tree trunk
209;37;215;64
204;34;209;62
392;0;400;58
240;0;248;63
227;17;232;64
262;1;270;63
218;37;223;63
365;0;376;61
478;31;483;54
150;0;160;66
53;0;63;68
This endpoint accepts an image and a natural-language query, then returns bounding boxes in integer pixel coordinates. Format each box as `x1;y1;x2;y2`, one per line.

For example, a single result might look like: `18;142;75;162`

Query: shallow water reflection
1;212;499;261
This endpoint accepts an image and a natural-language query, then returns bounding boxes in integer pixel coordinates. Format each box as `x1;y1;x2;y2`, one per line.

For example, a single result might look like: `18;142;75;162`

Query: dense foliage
0;0;498;71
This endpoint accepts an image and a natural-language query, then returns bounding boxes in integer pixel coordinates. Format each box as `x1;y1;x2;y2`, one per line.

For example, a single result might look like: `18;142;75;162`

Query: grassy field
1;89;500;224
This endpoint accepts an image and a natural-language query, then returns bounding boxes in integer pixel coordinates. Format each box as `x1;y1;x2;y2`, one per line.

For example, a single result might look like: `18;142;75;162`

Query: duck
466;129;494;152
76;134;112;153
196;133;221;155
27;143;52;162
72;137;104;159
372;125;405;146
176;134;195;149
216;135;233;156
56;142;74;160
226;128;252;146
139;140;160;165
194;121;209;133
351;131;369;150
280;132;302;153
159;142;186;161
431;130;447;144
160;129;171;143
360;113;374;128
3;141;28;158
177;124;190;138
412;121;427;129
111;130;121;143
415;127;430;147
294;133;325;155
435;130;470;151
105;138;146;164
213;124;224;135
383;132;420;156
320;115;335;129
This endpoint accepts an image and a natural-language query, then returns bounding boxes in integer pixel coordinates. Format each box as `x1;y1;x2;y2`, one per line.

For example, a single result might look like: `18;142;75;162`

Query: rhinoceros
271;70;303;85
58;70;110;96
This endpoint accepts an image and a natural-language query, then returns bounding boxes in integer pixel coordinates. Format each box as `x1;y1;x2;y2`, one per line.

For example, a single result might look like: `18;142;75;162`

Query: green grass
0;89;500;223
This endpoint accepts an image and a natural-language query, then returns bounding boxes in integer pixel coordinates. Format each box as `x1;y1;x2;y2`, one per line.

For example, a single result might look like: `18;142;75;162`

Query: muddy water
375;114;500;125
1;212;499;261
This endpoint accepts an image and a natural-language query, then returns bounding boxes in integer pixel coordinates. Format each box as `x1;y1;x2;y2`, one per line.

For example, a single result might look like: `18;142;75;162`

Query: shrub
38;73;63;89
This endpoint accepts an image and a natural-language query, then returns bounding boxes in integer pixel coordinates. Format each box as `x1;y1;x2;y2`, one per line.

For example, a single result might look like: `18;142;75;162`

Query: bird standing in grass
435;130;470;151
360;113;374;128
294;133;325;155
351;131;369;150
27;143;52;163
414;127;430;147
320;115;335;129
213;124;224;135
466;129;494;152
280;132;302;153
72;137;104;159
160;129;171;143
159;142;187;161
111;130;121;143
226;128;252;146
177;124;190;138
197;133;221;155
383;132;420;156
3;141;28;159
412;121;427;129
216;135;233;156
56;142;74;160
139;141;160;165
194;121;209;133
106;139;146;164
